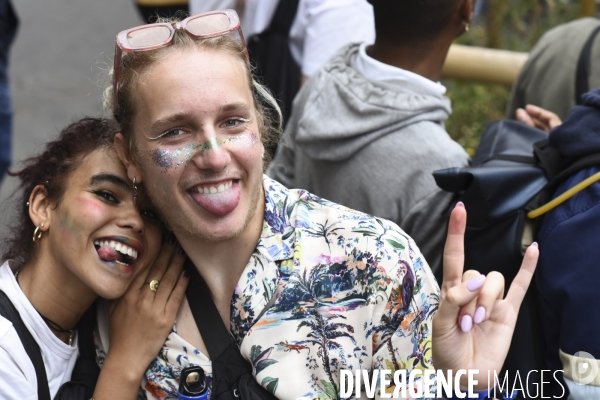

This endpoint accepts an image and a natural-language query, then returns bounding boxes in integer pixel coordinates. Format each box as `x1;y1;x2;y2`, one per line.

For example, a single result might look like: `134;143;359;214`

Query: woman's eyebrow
89;173;130;191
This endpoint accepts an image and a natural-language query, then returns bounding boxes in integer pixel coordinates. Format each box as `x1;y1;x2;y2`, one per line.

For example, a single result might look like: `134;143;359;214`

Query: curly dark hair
3;117;117;263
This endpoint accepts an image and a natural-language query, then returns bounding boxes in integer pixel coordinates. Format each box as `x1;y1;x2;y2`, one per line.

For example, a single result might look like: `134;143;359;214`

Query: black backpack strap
54;304;100;400
575;25;600;105
0;289;51;400
266;0;300;36
533;138;563;180
549;152;600;188
184;259;232;361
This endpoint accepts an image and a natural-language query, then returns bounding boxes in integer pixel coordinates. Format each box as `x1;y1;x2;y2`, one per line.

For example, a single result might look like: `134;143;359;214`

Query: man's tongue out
190;182;241;216
97;245;122;263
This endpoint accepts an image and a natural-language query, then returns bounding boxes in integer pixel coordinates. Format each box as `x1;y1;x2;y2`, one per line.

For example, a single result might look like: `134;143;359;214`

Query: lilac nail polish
474;306;486;324
455;201;465;208
466;274;486;291
460;315;473;332
531;242;539;248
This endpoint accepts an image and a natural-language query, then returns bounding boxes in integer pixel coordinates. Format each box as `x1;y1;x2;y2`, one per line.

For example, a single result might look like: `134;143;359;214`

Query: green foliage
445;1;581;154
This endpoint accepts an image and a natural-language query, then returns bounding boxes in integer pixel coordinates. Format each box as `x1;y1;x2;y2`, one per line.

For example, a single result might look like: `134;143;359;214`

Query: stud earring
133;177;138;205
33;223;44;242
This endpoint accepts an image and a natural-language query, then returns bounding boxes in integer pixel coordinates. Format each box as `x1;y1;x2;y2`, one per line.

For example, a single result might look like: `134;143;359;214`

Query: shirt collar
255;175;296;262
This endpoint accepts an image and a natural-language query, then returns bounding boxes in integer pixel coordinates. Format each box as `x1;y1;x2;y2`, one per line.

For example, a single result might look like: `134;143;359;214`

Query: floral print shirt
118;176;441;399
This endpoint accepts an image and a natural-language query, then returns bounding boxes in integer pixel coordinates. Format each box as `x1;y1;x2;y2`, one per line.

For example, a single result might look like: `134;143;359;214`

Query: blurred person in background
190;0;375;128
507;17;600;123
267;0;472;277
0;0;18;186
135;0;189;23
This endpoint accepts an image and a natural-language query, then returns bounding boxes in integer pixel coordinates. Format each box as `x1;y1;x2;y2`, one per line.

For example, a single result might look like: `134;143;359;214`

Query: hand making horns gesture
432;202;539;391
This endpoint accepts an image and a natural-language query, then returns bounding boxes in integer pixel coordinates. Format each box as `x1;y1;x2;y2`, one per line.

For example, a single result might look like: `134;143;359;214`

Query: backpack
433;120;600;398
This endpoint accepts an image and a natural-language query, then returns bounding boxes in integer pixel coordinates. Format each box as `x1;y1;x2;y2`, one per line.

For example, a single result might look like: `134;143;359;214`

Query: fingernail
460;315;473;332
466;274;486;291
474;306;486;324
531;242;538;248
455;201;465;208
184;269;190;278
167;233;176;244
178;247;186;256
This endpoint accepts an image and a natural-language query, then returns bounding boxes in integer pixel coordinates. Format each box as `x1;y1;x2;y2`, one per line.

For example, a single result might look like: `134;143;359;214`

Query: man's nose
190;136;231;172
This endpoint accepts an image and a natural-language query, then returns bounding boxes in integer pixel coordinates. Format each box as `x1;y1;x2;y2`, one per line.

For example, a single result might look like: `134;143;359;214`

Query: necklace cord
14;269;76;344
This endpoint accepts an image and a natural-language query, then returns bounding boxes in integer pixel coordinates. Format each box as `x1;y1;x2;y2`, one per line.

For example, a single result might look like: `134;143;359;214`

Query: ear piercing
133;177;138;205
33;223;44;242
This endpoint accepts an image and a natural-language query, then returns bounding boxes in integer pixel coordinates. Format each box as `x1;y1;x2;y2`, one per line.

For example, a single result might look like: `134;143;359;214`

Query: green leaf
256;359;278;375
384;238;405;250
262;377;279;395
321;380;337;399
250;345;262;361
352;228;378;236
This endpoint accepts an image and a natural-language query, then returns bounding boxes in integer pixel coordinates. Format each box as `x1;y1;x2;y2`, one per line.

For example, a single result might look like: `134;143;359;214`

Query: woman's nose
117;205;145;235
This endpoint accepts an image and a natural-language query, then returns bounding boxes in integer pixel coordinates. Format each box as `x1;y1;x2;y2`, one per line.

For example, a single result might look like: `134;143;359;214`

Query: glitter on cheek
151;149;174;171
148;132;259;172
224;131;259;151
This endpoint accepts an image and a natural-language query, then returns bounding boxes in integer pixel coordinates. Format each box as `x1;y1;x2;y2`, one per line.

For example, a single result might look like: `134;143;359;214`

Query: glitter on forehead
149;132;258;172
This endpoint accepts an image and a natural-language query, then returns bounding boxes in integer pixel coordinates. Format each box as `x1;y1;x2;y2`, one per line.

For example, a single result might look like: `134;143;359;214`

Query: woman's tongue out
190;181;240;216
97;244;122;263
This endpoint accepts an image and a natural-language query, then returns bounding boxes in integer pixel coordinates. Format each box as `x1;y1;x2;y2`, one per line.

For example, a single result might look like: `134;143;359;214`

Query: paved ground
0;0;141;248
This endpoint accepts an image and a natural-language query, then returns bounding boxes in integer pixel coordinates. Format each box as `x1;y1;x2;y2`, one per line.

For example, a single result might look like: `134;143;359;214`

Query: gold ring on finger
148;279;160;293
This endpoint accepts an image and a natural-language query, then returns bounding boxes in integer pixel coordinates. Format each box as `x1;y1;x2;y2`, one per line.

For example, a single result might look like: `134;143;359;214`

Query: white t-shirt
190;0;375;76
0;261;78;399
354;42;447;96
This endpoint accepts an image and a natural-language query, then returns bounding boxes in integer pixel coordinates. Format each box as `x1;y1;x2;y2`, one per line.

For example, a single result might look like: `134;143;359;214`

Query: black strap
265;0;300;36
184;259;232;362
478;154;537;165
575;25;600;105
54;305;100;400
0;289;51;400
549;152;600;189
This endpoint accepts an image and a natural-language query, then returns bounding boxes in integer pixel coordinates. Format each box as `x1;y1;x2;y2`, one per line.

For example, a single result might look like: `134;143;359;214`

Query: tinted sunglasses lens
127;26;171;48
186;13;231;35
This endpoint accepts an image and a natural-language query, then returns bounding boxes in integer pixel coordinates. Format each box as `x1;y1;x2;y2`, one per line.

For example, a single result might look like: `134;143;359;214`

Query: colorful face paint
58;212;86;238
149;132;258;171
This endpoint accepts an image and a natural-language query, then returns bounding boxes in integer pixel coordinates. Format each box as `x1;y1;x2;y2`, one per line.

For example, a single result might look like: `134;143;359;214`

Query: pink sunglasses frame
113;9;248;110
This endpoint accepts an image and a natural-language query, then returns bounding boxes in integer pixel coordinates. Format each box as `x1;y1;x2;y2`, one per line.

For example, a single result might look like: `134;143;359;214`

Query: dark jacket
536;88;600;399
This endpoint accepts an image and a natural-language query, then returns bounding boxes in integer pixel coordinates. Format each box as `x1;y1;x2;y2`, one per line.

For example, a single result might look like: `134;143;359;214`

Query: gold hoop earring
33;223;44;242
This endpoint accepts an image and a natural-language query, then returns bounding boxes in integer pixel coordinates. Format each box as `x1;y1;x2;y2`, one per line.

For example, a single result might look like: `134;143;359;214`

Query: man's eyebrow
149;112;196;133
89;173;130;191
219;102;250;114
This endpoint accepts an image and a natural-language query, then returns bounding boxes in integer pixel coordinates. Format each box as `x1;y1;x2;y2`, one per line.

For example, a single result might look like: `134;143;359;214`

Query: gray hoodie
267;43;470;274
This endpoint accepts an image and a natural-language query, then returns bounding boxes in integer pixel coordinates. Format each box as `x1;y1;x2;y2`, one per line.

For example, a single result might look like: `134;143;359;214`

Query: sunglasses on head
112;9;248;110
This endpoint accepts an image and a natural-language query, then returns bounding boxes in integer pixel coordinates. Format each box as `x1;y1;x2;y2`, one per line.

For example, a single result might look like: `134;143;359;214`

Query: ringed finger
140;233;179;287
